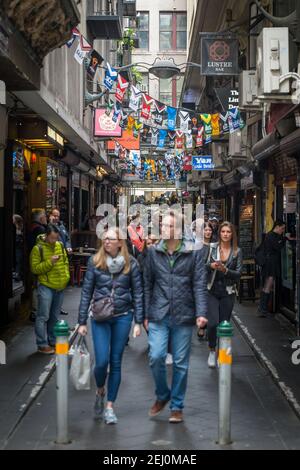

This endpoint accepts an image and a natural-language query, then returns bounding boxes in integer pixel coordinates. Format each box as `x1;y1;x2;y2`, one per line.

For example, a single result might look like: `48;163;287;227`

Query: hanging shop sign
94;108;122;138
192;155;215;170
201;36;239;76
12;146;25;184
107;129;140;151
214;88;239;111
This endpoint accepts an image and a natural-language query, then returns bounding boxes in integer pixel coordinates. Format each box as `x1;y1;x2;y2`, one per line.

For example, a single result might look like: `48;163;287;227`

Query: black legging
207;292;235;349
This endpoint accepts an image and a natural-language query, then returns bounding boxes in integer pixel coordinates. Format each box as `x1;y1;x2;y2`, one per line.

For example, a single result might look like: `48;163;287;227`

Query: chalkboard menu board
239;204;254;259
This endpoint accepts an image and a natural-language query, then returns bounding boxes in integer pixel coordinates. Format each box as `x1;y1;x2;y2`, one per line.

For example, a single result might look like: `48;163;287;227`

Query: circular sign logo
209;41;230;62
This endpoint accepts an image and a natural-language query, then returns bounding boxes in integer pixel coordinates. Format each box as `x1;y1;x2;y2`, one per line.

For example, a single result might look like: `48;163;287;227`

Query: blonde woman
78;227;143;424
206;221;242;368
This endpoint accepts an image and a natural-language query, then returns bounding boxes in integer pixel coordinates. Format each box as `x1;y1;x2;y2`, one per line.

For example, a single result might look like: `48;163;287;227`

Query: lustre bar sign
201;36;239;76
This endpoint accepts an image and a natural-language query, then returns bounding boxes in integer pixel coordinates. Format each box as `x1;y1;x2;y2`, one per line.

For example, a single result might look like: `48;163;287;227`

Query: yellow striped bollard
54;320;70;444
217;321;233;445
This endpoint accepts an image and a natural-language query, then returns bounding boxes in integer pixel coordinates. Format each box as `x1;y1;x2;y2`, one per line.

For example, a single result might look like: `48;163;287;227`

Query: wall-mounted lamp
36;170;42;184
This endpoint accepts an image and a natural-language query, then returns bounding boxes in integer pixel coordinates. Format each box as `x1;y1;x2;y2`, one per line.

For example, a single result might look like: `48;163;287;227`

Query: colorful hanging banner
151;129;159;146
112;104;121;123
103;63;118;91
115;74;129;103
211;113;220;136
74;42;87;64
87;50;104;78
185;132;194;149
66;27;80;48
201;114;212;144
158;130;167;148
129;85;142;112
141;94;154;120
167;107;177;131
168;131;176;149
176;130;184;149
80;35;92;52
178;110;191;133
196;126;204;147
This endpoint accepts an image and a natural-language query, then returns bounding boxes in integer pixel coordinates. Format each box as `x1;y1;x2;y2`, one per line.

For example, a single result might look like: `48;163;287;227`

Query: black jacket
78;256;143;325
262;231;285;278
143;240;208;325
28;222;47;252
206;243;243;294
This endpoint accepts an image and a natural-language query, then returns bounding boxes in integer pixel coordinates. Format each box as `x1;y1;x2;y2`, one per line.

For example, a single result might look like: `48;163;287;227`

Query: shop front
276;172;297;319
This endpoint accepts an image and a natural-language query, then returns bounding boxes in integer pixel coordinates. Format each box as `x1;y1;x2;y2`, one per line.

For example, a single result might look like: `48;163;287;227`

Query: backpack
37;241;65;263
254;240;266;267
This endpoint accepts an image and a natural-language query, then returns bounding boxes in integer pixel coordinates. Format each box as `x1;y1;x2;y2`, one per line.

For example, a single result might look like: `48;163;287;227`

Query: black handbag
91;278;116;323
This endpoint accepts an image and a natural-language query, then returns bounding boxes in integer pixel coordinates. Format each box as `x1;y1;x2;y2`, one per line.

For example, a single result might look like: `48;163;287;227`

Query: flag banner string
65;29;245;182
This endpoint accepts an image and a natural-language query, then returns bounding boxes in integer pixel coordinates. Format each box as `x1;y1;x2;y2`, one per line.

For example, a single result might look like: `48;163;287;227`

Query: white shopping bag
70;336;91;390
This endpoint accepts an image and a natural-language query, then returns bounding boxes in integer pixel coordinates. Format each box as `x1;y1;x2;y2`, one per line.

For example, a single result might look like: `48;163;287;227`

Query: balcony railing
87;0;123;39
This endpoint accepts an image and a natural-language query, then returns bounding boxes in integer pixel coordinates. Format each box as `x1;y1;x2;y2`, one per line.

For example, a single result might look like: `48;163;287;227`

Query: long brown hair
93;227;131;274
218;221;238;256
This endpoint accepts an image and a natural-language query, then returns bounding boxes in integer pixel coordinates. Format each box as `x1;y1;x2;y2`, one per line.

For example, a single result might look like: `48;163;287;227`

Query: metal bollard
54;320;70;444
217;321;234;445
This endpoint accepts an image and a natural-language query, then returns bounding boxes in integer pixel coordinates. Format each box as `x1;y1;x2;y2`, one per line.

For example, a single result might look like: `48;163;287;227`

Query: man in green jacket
30;224;70;354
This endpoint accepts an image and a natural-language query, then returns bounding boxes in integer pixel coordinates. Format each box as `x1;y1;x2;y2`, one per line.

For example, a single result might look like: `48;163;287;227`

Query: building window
159;12;187;51
159;78;173;106
136;12;149;50
159;75;184;107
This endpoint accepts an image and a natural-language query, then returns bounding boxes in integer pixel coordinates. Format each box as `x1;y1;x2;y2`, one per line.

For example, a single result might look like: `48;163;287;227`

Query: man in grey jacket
143;212;208;423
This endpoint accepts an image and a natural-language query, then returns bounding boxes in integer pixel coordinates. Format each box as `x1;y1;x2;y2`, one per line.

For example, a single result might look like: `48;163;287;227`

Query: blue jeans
35;284;65;347
91;312;133;403
148;315;193;411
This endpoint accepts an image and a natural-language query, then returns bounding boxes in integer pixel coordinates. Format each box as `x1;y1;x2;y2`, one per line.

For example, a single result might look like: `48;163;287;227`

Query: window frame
136;11;149;51
159;11;187;52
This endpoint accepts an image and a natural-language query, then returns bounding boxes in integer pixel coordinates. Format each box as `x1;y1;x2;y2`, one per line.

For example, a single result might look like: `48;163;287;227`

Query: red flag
115;75;129;103
141;94;153;120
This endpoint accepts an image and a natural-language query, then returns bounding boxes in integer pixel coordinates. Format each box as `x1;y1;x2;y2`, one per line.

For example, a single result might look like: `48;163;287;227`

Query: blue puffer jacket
143;240;208;325
78;255;143;325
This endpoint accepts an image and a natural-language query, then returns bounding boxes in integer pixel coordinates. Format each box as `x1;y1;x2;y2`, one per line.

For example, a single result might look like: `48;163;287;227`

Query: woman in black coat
257;220;287;317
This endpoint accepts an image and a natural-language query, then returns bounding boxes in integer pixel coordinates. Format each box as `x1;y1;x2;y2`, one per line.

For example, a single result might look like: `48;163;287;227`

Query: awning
252;128;300;162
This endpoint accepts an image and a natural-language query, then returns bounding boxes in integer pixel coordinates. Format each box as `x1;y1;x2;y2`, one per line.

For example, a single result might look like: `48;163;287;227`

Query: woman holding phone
206;222;242;368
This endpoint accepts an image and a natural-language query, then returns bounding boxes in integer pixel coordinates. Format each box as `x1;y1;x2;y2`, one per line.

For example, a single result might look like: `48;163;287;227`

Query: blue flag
167;107;177;131
103;62;118;91
158;130;167;148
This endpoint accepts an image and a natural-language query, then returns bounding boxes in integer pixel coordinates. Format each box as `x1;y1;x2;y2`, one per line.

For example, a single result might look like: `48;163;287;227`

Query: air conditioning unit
228;127;248;159
257;27;289;98
239;71;262;110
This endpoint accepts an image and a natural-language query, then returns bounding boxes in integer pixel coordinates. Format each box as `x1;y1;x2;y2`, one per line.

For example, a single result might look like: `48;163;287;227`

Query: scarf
106;254;125;274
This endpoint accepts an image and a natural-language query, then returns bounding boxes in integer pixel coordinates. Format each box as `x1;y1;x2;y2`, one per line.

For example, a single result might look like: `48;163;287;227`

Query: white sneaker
208;351;217;368
166;353;173;365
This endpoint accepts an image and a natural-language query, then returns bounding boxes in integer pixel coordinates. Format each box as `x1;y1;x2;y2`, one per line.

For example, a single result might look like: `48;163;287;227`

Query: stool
77;265;87;286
